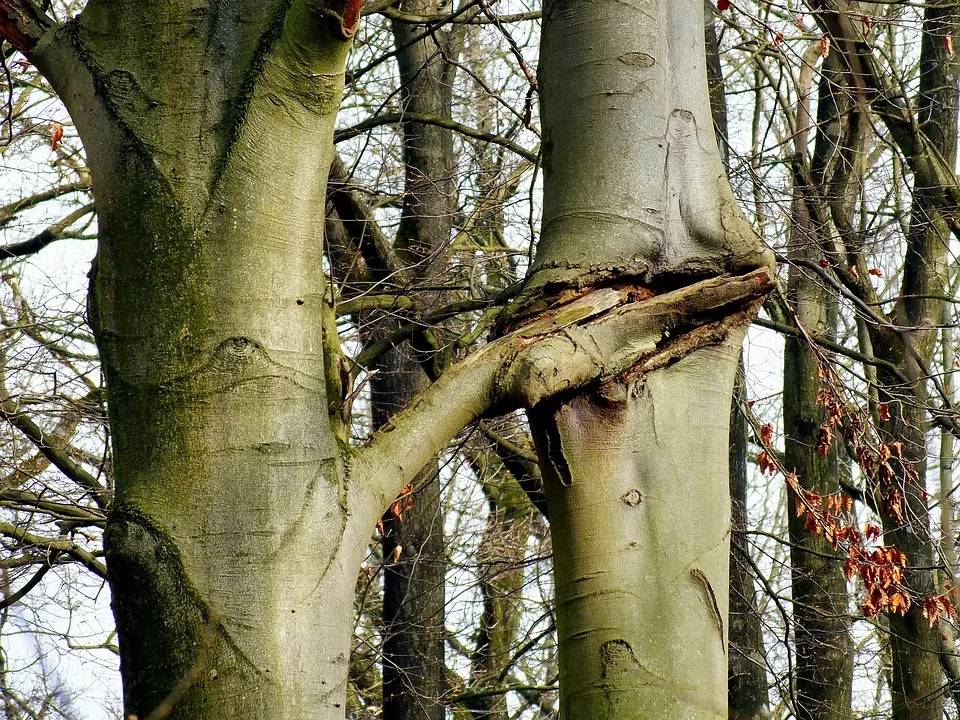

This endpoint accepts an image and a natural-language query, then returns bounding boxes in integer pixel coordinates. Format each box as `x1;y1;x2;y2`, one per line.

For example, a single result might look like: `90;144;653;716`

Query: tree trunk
783;52;855;720
61;3;367;718
872;3;959;716
728;362;769;720
467;479;533;720
526;2;772;717
376;6;458;719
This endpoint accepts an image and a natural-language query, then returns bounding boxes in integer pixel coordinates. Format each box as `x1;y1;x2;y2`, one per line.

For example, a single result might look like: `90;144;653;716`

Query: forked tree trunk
525;2;772;717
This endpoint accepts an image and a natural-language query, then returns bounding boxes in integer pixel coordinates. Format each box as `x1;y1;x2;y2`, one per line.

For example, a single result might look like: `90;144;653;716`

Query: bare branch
335;111;538;164
0;202;94;258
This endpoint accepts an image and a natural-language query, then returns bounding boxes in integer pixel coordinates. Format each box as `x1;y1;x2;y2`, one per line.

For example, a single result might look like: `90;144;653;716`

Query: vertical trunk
703;10;769;716
728;363;769;720
783;54;854;720
55;3;367;718
467;485;532;720
376;6;457;719
527;2;771;716
872;3;959;716
374;367;445;720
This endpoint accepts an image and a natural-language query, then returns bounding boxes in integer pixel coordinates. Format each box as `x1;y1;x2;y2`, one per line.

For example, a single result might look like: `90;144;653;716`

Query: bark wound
321;0;363;37
621;489;643;506
0;8;33;54
541;415;573;487
600;639;642;679
690;568;725;649
619;52;655;69
343;0;362;33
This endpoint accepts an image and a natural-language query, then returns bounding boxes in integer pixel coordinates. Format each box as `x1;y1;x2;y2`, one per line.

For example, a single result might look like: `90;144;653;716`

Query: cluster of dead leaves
785;473;914;619
375;482;415;537
753;361;951;624
813;365;916;527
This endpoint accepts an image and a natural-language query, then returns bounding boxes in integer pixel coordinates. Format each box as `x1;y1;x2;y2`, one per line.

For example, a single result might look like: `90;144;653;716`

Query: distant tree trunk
783;51;856;720
525;2;772;716
728;363;770;720
376;6;459;719
704;8;769;716
871;3;959;716
466;463;533;720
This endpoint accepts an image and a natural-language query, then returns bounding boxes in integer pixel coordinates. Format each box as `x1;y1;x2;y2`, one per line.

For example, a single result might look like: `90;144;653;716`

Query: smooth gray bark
522;2;773;717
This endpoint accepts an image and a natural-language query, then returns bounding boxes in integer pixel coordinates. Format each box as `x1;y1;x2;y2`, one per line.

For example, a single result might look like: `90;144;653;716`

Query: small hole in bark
296;299;305;306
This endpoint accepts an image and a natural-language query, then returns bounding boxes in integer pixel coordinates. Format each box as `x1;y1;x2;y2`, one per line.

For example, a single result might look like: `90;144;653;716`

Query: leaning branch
348;268;773;519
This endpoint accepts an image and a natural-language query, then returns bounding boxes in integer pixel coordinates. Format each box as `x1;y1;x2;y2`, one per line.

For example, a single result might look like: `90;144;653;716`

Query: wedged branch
348;268;773;518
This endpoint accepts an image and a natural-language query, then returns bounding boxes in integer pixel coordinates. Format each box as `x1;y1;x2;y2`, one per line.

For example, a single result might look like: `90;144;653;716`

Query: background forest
0;1;958;719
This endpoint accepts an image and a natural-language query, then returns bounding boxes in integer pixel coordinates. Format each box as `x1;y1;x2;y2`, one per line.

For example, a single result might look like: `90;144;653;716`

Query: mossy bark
38;3;365;718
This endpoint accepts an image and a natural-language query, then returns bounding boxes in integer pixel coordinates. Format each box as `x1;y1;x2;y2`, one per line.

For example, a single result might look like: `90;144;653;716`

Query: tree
0;0;774;718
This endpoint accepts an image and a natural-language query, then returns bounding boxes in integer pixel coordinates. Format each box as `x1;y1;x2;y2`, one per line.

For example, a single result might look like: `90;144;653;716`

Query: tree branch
0;180;90;228
0;396;107;505
335;111;538;164
328;153;404;282
0;549;58;609
0;202;94;258
0;519;106;577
